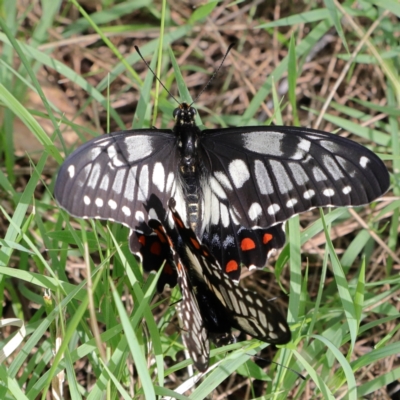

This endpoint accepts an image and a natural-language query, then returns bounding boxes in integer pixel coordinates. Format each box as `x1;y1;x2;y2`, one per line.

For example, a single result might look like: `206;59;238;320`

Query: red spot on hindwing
190;237;201;250
150;242;161;256
154;229;167;243
138;235;146;246
173;214;184;228
241;237;256;251
226;260;238;273
164;263;173;275
263;233;273;244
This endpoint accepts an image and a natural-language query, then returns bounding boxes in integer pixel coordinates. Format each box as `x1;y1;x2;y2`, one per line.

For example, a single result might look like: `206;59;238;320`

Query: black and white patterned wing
169;199;291;345
135;230;178;292
148;219;210;372
174;258;210;372
199;126;389;232
55;129;185;234
201;221;286;281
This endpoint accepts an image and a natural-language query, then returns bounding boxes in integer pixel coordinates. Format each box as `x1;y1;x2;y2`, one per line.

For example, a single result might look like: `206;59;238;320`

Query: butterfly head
173;103;197;127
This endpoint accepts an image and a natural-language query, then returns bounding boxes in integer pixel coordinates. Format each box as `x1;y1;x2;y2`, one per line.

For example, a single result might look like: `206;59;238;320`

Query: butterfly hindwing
174;258;210;372
148;220;210;372
168;198;291;345
148;210;291;371
134;230;178;292
202;223;286;281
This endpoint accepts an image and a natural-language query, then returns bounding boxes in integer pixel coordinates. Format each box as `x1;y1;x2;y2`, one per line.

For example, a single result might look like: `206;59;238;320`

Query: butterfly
147;198;291;371
54;104;390;288
54;53;390;288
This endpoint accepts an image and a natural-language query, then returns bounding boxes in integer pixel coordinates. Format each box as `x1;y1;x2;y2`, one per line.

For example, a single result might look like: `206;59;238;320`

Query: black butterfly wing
201;222;286;281
174;257;210;372
199;126;389;232
134;230;178;292
169;198;291;345
55;129;187;234
148;219;210;372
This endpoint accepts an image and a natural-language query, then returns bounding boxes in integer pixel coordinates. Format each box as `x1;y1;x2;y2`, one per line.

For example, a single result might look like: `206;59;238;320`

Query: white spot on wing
88;163;101;188
269;331;278;340
125;136;153;162
278;322;287;332
148;208;158;219
298;138;311;152
211;194;220;225
360;156;369;168
304;189;315;199
313;166;327;182
107;145;117;159
323;155;344;180
108;199;117;209
124;166;137;201
220;203;230;227
137;165;149;201
214;171;233;191
229;159;250;188
323;188;335;197
248;202;262;220
258;309;267;327
242;131;284;156
83;195;91;205
165;172;174;193
152;162;165;192
320;140;340;153
288;162;309;185
67;165;75;178
286;198;298;207
254;160;273;194
107;145;124;167
267;203;280;215
99;174;110;191
78;165;91;187
112;169;126;194
343;186;352;194
90;147;102;160
95;198;104;207
270;160;293;194
291;138;312;159
135;211;144;222
229;207;240;225
210;176;227;199
122;206;131;216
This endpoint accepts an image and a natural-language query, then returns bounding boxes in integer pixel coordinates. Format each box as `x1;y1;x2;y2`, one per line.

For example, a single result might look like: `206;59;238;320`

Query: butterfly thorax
173;103;202;230
173;103;199;171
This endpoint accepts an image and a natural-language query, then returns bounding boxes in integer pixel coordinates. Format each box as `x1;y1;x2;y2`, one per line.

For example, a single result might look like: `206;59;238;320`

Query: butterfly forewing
55;129;187;232
199;126;389;235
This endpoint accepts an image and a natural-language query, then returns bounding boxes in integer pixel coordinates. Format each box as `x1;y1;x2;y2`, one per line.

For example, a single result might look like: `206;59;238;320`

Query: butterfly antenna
250;354;306;381
135;45;180;105
190;43;235;106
